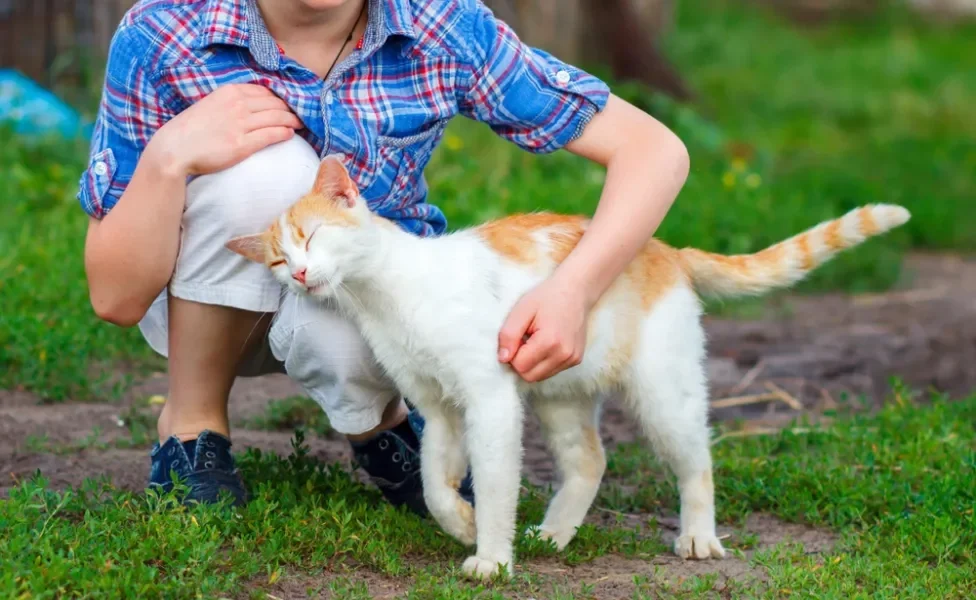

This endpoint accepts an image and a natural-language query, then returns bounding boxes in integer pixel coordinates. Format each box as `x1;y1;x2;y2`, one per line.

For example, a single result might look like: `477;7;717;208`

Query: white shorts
138;136;397;435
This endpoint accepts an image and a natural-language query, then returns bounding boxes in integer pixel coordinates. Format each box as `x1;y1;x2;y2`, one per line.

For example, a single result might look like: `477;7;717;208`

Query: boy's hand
151;84;303;177
497;276;590;383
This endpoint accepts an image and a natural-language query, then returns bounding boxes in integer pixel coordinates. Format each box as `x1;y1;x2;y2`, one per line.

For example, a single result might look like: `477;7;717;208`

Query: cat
226;155;910;580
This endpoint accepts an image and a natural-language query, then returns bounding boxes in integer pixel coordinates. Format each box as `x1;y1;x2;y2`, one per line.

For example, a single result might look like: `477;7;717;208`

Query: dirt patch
236;512;835;599
704;253;976;415
2;449;148;493
0;372;347;497
527;512;836;599
528;513;836;598
240;567;409;600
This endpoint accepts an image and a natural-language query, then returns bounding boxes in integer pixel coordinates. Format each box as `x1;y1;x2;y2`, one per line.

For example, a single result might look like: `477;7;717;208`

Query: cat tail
677;204;911;299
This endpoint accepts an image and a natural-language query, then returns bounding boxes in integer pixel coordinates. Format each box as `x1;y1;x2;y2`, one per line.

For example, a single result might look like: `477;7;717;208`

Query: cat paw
461;555;510;581
428;493;476;546
674;532;726;560
525;525;574;551
449;496;477;546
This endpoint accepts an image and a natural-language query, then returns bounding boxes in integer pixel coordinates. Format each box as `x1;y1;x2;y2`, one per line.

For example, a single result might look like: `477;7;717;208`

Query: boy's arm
84;144;187;327
501;96;688;381
456;3;688;381
82;28;300;326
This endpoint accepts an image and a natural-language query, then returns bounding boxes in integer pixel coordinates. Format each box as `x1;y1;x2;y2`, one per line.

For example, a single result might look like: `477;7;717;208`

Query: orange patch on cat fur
478;213;681;312
794;232;814;271
475;213;586;264
266;220;284;259
579;426;606;480
683;469;715;514
276;154;361;236
628;239;681;310
288;190;358;231
822;218;845;251
747;241;787;273
701;469;714;493
455;495;475;528
857;206;879;237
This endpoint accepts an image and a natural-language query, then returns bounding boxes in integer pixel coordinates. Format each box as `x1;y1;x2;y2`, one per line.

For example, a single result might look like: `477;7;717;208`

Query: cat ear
313;154;360;208
225;233;267;263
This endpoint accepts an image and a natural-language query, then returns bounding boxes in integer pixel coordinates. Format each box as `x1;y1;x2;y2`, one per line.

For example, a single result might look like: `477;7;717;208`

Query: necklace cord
325;0;367;80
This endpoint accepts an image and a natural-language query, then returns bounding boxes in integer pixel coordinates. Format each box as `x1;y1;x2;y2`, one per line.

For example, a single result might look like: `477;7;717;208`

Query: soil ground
2;253;973;598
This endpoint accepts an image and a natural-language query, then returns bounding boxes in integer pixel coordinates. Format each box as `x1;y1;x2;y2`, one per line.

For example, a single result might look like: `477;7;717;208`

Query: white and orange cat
227;155;910;580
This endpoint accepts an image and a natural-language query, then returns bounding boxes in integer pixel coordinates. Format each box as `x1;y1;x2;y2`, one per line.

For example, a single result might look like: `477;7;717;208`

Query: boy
80;0;690;511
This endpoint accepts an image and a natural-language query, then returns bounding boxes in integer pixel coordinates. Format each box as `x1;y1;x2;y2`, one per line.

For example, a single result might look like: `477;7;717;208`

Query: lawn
3;392;974;598
1;1;974;598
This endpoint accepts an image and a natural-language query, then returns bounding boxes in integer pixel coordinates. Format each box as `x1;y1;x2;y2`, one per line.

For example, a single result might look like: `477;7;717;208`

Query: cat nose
292;268;306;284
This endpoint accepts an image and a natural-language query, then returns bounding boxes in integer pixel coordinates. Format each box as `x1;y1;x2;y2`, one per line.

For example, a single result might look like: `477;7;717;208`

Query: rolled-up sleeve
77;25;175;219
456;2;610;154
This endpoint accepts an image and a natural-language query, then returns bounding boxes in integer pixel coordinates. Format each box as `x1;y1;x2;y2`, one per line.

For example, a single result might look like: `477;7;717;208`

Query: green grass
243;395;334;437
2;391;974;598
0;130;160;401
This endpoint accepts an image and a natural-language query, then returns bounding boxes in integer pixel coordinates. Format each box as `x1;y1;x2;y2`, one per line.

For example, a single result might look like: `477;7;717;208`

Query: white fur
269;207;725;580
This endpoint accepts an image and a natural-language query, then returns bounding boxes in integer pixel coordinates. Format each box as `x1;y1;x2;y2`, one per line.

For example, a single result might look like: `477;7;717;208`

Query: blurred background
1;0;974;409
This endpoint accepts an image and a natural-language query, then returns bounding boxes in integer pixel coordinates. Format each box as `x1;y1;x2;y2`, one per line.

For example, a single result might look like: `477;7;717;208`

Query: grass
2;390;974;598
243;395;334;437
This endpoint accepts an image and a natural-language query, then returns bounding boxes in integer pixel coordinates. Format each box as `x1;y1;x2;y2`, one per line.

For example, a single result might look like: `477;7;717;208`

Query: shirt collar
378;0;415;40
195;0;416;66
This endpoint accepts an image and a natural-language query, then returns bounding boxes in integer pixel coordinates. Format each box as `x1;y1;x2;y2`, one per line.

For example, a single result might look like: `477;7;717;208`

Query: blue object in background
0;69;93;140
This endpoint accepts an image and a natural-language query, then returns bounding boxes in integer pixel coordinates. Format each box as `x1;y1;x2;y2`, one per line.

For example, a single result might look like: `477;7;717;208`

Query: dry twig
710;392;781;409
711;427;814;446
765;381;804;411
730;359;766;395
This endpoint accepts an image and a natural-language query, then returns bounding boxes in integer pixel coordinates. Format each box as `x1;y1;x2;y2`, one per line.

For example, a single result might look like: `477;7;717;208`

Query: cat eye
269;259;286;268
305;227;320;251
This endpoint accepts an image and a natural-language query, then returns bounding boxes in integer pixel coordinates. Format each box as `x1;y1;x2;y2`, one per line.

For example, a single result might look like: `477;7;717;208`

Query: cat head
225;154;377;300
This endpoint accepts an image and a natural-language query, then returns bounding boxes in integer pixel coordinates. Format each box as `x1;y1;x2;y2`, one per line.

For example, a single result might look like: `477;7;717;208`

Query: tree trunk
484;0;691;100
907;0;976;19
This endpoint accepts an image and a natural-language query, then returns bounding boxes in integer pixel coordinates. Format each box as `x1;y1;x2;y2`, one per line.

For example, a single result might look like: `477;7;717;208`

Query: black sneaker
350;407;474;516
148;430;247;507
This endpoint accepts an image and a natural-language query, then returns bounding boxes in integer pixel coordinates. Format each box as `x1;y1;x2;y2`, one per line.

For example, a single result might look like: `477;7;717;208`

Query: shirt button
92;161;108;176
325;91;335;105
555;70;571;85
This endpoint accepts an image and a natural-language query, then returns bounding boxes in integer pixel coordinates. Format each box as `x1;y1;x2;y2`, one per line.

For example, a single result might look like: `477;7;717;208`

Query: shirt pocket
367;120;447;213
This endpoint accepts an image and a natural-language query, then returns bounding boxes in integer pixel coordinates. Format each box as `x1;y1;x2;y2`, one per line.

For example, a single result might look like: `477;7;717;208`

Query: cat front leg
415;399;476;546
460;379;524;580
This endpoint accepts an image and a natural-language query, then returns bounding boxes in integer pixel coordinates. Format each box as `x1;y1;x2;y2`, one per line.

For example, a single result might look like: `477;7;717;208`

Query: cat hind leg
529;396;605;551
626;290;725;560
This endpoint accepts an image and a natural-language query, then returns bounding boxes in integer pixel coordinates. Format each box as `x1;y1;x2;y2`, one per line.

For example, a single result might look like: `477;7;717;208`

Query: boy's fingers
520;358;562;383
509;334;551;376
242;127;295;155
237;84;279;97
245;110;303;132
498;304;534;362
246;96;292;114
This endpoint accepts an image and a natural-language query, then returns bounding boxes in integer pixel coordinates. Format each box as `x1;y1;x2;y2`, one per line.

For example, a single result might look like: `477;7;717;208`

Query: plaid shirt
78;0;610;235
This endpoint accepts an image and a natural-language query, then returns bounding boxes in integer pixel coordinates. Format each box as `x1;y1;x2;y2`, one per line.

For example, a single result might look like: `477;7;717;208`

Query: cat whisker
337;282;366;314
238;310;273;357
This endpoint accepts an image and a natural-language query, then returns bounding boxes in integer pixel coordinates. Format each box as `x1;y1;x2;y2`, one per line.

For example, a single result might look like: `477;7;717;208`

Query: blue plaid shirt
78;0;610;235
